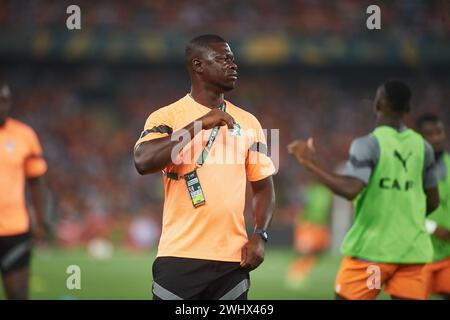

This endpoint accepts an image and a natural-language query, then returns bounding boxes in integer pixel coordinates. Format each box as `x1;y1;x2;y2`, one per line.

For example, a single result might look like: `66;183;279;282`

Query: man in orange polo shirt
134;35;276;300
0;84;47;299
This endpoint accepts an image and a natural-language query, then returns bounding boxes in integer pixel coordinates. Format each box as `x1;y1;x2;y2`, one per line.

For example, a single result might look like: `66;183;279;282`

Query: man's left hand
32;224;45;245
240;234;265;271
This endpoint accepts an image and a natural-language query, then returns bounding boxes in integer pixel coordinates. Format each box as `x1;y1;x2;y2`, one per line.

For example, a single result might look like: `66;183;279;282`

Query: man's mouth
228;73;238;80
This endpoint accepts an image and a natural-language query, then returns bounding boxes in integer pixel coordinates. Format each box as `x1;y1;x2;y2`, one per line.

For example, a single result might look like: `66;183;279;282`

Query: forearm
434;227;450;241
306;161;362;200
425;187;440;215
251;177;275;230
28;176;46;227
134;121;199;175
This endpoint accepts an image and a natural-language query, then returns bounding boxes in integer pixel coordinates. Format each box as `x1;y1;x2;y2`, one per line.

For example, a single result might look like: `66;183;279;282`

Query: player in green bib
416;114;450;300
287;177;333;286
288;80;440;300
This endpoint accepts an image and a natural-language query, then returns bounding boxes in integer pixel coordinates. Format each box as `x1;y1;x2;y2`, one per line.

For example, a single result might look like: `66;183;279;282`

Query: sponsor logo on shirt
5;140;15;152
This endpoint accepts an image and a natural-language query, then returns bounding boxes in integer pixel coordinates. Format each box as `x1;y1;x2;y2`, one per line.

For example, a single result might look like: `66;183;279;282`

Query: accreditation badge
230;123;241;136
184;170;206;208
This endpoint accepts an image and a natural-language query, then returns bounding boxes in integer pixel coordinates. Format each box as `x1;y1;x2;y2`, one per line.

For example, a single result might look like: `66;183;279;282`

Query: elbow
343;194;355;202
428;201;440;215
133;148;152;175
134;160;147;175
342;190;358;202
340;180;365;201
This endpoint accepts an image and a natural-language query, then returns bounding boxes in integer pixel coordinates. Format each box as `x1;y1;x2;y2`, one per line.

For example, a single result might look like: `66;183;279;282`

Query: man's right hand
287;137;317;169
199;108;235;130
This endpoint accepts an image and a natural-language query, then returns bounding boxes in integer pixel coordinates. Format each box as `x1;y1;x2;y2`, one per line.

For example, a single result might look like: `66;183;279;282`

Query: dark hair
185;34;226;59
383;80;412;113
416;113;441;130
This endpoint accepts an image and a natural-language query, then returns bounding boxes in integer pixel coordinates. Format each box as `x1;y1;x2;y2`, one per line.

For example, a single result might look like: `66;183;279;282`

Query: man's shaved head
383;80;411;113
185;34;238;93
374;80;412;117
416;113;446;156
185;34;227;66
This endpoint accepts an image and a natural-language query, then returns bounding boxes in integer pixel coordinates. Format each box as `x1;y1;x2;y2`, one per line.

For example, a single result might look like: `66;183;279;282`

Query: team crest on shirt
5;140;15;152
230;123;241;136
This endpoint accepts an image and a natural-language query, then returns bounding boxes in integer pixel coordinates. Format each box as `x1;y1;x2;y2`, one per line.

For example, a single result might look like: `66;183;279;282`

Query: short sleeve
135;107;174;148
25;128;47;178
341;135;379;185
245;116;276;182
423;141;438;189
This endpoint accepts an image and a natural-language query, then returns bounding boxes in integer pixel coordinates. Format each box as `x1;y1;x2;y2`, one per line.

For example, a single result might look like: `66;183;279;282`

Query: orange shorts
294;222;330;254
423;256;450;297
335;256;427;300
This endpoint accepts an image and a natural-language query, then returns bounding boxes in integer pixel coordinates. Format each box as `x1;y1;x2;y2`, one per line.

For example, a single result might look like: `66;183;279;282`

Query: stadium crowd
0;0;449;39
0;0;448;247
2;65;449;246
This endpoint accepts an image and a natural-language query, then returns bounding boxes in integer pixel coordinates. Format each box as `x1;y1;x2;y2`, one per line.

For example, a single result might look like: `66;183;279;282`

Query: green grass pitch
0;247;393;300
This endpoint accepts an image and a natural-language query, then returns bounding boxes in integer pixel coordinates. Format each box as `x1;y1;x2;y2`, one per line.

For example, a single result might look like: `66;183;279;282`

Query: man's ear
192;58;203;73
375;95;387;114
405;103;411;113
372;99;380;115
374;101;380;113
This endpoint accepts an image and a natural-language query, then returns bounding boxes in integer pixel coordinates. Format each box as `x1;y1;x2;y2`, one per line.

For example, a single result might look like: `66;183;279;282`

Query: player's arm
424;187;439;215
25;129;48;243
134;108;235;175
241;176;275;271
434;227;450;241
27;176;46;242
287;138;366;201
423;142;440;215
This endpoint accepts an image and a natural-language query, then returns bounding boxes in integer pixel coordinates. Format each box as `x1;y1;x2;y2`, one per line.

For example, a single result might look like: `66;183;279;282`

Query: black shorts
0;232;32;275
152;256;250;300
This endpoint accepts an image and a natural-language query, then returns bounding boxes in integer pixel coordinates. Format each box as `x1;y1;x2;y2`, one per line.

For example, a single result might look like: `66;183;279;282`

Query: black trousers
152;256;250;300
0;231;32;275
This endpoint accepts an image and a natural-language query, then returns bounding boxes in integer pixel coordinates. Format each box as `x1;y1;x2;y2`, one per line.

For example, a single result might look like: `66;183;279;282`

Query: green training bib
428;152;450;261
341;126;433;263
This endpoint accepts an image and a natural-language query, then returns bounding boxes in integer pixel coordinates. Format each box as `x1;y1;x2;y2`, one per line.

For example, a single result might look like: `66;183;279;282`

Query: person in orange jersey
0;84;47;299
134;35;276;300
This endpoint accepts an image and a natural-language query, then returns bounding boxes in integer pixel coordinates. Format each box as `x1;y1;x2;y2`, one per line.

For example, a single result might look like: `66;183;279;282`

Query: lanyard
195;102;226;167
163;102;226;180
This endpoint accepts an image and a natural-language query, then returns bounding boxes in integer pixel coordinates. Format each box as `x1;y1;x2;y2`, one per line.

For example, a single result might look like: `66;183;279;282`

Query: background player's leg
390;295;413;300
2;267;30;300
440;293;450;300
335;293;347;300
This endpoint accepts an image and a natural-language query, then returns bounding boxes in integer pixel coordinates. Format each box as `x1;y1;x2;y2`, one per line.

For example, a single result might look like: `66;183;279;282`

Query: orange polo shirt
0;118;47;236
135;94;276;262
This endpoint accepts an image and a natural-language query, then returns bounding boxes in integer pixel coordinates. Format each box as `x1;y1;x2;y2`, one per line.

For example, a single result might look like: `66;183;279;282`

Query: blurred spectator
0;0;448;39
1;65;448;248
0;0;448;246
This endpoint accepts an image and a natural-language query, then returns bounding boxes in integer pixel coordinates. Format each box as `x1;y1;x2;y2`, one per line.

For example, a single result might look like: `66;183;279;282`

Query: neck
376;115;404;130
190;82;224;109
